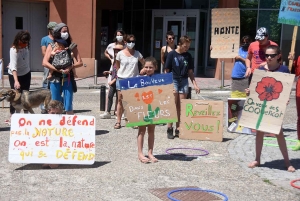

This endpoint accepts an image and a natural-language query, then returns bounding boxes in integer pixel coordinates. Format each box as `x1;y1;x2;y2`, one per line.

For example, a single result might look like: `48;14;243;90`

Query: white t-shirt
8;47;30;76
106;43;115;61
116;50;143;78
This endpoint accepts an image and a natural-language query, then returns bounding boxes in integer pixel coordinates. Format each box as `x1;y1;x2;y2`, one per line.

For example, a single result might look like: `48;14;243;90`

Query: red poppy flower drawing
255;77;283;101
255;77;283;129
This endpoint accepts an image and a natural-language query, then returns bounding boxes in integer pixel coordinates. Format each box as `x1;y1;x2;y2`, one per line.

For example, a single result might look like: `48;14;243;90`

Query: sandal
114;122;121;129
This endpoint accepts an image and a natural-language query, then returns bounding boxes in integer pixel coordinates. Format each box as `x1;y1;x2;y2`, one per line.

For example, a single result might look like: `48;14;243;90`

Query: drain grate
149;187;222;201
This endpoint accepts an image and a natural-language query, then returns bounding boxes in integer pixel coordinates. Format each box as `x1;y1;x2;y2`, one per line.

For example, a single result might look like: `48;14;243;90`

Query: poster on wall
180;100;224;142
211;8;240;58
227;98;256;135
119;73;178;127
239;70;295;134
9;114;95;164
278;0;300;26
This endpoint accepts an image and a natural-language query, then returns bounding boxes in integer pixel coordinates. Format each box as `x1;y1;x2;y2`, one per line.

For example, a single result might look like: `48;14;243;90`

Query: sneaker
175;129;180;138
99;112;111;119
292;140;300;151
167;127;174;139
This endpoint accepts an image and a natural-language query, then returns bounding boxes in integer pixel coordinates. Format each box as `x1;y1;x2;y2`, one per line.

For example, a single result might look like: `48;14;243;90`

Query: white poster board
9;114;96;164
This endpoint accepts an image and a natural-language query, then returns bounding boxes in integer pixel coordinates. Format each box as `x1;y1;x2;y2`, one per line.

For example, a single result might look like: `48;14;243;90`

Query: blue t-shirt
164;50;194;79
258;65;290;73
41;36;53;47
231;47;248;78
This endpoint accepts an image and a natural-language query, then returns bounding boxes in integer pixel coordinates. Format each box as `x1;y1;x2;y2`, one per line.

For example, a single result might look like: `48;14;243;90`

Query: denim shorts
173;78;189;94
116;78;124;91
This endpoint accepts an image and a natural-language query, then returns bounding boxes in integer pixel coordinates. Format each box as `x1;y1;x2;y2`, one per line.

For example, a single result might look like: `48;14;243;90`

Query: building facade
0;0;299;79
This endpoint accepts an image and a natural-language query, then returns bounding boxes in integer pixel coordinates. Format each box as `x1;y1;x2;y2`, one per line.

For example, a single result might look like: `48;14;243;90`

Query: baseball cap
47;22;57;30
255;27;269;40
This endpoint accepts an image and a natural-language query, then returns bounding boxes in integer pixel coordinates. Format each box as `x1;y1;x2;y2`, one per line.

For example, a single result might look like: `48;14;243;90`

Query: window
259;0;281;9
240;10;257;41
258;10;281;45
145;0;160;9
160;0;183;9
239;0;258;8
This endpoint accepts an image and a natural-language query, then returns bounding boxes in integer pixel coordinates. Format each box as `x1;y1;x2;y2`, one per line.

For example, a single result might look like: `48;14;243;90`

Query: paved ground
0;75;300;200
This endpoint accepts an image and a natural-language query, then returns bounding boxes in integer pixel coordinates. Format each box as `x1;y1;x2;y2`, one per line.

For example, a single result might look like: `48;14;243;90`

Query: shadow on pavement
222;137;233;142
260;159;300;170
283;128;297;132
96;130;109;135
74;109;92;113
15;161;111;170
154;154;197;161
0;127;10;132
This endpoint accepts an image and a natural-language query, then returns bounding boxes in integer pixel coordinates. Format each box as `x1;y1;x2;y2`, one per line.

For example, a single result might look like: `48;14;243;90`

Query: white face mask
127;42;135;49
61;32;69;40
116;36;123;42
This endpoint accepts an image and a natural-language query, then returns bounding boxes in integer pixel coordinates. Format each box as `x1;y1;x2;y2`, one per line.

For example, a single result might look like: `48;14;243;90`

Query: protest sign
211;8;240;58
278;0;300;26
239;70;295;134
9;114;95;164
180;100;223;142
227;98;256;134
119;73;177;127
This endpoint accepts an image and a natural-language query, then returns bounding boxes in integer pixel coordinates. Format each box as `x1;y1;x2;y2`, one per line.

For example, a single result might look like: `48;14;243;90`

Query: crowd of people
5;23;300;168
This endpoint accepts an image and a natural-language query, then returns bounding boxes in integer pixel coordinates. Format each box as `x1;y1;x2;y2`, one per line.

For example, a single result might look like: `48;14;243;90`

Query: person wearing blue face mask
231;35;252;98
114;34;145;129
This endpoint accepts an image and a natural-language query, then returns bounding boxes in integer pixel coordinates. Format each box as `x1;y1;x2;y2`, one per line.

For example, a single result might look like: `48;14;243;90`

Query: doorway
2;0;48;72
151;10;201;74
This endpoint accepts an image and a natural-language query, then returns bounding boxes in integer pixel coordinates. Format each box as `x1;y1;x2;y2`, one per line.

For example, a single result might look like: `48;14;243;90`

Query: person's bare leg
137;126;149;163
176;93;187;129
248;131;264;168
276;128;295;172
147;125;157;162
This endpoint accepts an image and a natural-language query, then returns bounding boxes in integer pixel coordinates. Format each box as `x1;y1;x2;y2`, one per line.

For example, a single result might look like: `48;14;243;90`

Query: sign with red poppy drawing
239;70;295;134
119;73;178;127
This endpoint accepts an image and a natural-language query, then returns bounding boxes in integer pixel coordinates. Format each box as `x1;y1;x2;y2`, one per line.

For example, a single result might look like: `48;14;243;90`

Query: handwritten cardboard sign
278;0;300;26
211;8;240;58
239;70;295;134
179;100;223;142
227;98;256;134
119;73;177;127
9;114;95;164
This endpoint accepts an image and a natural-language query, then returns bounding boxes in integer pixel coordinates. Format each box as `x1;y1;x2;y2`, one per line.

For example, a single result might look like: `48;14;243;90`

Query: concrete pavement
0;75;300;200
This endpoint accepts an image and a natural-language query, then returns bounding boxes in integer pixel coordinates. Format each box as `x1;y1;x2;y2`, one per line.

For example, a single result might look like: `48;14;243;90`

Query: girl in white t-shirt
114;34;145;129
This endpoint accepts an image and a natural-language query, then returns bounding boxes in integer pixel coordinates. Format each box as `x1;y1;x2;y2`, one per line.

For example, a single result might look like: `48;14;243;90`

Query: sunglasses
126;40;135;43
265;54;277;58
168;37;175;40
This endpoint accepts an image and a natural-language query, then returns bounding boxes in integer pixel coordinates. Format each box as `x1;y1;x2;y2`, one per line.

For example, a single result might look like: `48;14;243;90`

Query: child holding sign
42;100;64;169
247;45;295;172
137;57;158;163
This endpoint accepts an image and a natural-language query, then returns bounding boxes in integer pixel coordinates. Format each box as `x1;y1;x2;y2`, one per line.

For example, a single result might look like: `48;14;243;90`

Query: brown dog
0;89;51;114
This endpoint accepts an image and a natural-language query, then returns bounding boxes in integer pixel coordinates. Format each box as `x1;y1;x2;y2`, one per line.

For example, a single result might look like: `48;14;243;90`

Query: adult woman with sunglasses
101;29;126;119
161;31;176;73
114;34;145;129
7;31;31;122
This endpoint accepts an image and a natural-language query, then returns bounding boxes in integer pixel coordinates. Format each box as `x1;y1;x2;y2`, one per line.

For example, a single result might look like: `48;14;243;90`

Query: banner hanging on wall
211;8;240;58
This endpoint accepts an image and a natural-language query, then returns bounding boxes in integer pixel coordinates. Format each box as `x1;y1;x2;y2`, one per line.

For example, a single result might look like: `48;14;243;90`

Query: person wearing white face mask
100;29;126;119
114;34;145;129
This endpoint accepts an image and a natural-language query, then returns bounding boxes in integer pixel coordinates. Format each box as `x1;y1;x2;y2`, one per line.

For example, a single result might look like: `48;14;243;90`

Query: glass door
163;17;186;46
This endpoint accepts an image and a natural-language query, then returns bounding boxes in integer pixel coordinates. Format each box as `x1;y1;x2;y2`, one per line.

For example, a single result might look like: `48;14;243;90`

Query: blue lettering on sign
119;73;173;90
